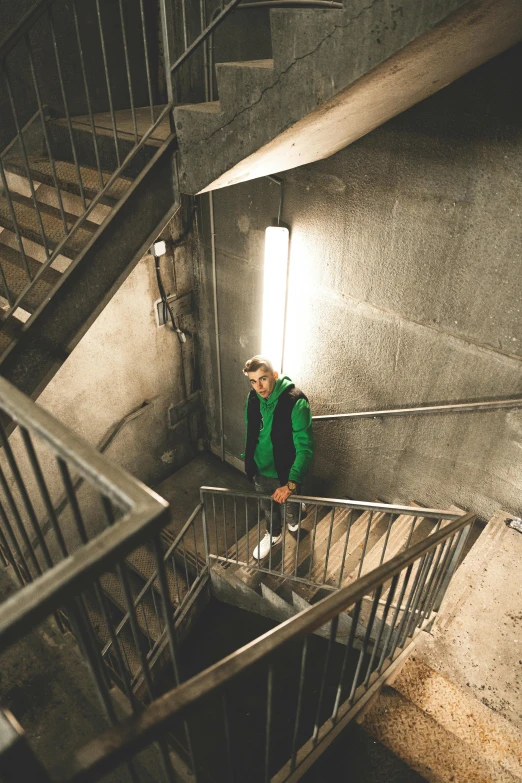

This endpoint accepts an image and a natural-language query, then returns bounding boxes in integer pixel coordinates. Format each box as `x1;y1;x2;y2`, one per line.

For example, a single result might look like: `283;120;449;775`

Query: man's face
247;367;278;399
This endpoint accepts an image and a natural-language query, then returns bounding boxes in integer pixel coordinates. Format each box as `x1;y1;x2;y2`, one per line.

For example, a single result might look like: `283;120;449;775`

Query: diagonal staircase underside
175;0;522;194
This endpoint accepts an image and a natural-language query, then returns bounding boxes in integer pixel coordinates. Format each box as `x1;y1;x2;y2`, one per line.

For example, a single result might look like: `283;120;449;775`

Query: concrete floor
416;509;522;729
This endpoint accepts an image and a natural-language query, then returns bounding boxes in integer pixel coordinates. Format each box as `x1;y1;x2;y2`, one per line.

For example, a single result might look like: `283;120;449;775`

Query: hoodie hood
258;375;294;407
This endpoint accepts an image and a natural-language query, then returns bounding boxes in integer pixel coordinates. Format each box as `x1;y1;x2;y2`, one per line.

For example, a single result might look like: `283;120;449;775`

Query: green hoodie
244;375;314;483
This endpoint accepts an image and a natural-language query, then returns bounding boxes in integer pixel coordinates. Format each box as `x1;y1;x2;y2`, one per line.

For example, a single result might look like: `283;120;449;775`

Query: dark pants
253;475;301;536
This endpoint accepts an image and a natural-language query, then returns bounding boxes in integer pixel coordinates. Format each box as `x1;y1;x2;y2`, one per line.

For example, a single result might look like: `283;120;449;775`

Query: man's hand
272;485;293;504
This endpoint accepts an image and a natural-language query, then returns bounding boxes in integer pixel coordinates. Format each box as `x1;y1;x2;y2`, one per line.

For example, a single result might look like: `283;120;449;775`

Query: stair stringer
0;136;179;400
175;0;522;194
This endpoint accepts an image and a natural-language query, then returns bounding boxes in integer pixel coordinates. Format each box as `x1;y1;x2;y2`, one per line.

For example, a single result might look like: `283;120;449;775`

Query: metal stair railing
0;0;245;324
0;375;201;779
200;486;465;592
42;509;476;783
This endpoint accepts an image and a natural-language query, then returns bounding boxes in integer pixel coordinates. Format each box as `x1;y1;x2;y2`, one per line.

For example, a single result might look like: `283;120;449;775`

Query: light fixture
261;224;289;373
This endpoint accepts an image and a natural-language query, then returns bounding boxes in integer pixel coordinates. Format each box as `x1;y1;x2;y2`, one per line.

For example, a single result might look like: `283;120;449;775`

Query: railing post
159;0;176;132
200;490;211;567
0;709;52;783
432;522;473;611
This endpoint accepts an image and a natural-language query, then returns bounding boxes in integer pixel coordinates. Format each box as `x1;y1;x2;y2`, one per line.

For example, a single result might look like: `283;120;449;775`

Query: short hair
243;355;274;376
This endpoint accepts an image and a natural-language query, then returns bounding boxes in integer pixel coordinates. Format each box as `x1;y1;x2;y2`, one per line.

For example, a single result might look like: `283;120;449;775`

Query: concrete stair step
361;685;520;783
269;7;345;72
0;190;97;258
0;242;60;314
3;155;132;208
392;657;522;781
215;59;277;116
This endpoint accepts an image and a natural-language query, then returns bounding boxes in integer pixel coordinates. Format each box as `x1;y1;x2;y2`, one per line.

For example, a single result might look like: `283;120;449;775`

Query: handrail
240;1;343;7
55;511;476;782
313;396;522;422
199;486;463;521
0;375;169;651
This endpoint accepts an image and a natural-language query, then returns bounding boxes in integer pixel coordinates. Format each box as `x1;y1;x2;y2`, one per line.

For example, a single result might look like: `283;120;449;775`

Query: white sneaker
253;531;282;560
287;520;300;533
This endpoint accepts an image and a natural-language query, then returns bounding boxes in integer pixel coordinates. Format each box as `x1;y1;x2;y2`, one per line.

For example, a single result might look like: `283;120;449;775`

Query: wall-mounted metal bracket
506;517;522;534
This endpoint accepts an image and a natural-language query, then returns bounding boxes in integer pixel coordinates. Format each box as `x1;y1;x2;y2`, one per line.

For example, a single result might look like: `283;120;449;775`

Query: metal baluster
0;422;53;569
268;498;274;572
95;0;121;166
332;599;362;721
432;524;472;612
138;0;155;125
313;615;339;744
181;537;191;590
418;538;453;617
245;496;249;566
0;157;31;292
0;496;30;584
419;538;448;621
364;575;399;686
171;554;182;604
293;502;304;577
191;520;200;577
256;498;261;571
3;67;51;258
400;550;435;643
199;0;209;103
96;578;140;713
0;464;41;577
416;544;446;623
222;691;234;782
152;536;197;778
72;0;104;190
392;556;428;654
403;514;418;551
57;457;88;544
117;562;155;700
49;7;86;211
279;501;286;574
307;505;319;580
357;511;374;579
20;428;68;559
264;663;274;783
377;563;413;671
212;494;218;557
233;496;238;563
378;513;396;567
0;519;24;586
26;34;68;233
181;0;188;50
337;509;354;588
321;508;336;584
349;586;382;702
118;0;138;144
290;637;308;771
222;496;228;563
0;526;9;566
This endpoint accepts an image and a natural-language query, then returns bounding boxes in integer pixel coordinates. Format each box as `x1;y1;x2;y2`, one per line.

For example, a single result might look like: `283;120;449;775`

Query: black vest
245;384;308;484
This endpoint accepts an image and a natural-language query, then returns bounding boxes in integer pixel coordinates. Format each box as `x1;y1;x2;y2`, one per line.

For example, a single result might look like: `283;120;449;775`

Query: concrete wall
197;43;522;521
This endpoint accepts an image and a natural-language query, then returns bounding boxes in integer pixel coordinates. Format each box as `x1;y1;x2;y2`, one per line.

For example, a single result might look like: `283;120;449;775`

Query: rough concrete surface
415;510;522;730
176;0;522;193
198;45;522;521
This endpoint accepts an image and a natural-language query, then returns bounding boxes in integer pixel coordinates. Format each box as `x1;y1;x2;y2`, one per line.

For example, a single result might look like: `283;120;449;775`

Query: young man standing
243;355;314;560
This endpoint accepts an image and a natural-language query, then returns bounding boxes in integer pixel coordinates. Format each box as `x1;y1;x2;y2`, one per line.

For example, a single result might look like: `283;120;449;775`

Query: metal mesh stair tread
0;192;98;256
3;155;132;206
83;596;141;678
100;570;164;644
0;242;60;313
125;544;188;607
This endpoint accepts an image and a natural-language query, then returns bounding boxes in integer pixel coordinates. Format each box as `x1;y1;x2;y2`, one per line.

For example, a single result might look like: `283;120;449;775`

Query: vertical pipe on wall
207;20;225;461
